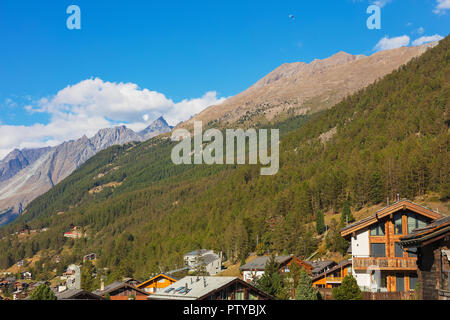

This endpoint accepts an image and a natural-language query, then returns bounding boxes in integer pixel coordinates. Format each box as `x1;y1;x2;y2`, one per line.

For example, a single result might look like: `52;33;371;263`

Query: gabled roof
310;260;338;274
148;276;274;300
239;255;293;271
92;281;149;296
55;289;104;300
400;216;450;247
341;199;442;238
312;260;352;282
137;273;178;289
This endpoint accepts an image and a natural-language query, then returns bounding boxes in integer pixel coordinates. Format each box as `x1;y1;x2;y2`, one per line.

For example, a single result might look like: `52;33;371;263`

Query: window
407;247;417;258
409;274;418;291
370;222;385;236
407;213;428;234
370;243;386;257
396;274;405;292
394;213;403;234
395;242;404;258
235;290;244;300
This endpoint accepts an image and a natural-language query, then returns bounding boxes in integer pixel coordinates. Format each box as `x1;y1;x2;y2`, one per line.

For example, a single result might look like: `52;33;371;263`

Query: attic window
370;222;385;236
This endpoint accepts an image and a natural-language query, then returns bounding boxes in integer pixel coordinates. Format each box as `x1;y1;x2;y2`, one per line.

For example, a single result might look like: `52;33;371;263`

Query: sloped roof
55;289;103;300
239;255;293;271
312;260;352;282
137;273;178;289
148;276;274;300
341;199;442;238
92;281;149;296
400;216;450;247
310;260;337;274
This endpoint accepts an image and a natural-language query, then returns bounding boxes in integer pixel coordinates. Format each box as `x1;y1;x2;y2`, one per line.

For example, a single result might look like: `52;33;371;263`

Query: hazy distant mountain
0;117;172;224
139;116;173;140
180;43;438;129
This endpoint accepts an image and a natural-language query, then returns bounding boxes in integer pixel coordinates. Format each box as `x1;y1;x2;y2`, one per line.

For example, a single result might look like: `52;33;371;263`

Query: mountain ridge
0;117;173;224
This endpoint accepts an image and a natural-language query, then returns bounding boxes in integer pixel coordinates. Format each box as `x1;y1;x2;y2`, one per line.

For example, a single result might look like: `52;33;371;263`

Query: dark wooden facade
400;216;450;300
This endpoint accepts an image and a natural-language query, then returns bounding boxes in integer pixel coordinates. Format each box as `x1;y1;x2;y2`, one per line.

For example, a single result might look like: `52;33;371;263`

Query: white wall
351;229;370;257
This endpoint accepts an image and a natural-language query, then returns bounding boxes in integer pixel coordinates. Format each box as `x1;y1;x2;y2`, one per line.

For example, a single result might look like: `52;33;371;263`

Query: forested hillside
0;36;448;283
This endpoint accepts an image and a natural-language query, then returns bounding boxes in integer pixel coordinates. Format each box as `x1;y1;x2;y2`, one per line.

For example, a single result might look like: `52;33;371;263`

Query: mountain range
181;42;437;129
0;116;172;225
0;36;447;278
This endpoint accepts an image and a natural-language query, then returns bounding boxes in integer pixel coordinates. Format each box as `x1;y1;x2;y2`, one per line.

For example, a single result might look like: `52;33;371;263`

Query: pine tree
315;210;326;235
81;260;96;292
255;255;286;299
294;268;318;300
340;200;354;225
332;275;362;300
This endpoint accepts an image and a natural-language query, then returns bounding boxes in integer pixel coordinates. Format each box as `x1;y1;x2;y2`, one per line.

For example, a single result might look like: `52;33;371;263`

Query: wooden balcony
353;257;417;271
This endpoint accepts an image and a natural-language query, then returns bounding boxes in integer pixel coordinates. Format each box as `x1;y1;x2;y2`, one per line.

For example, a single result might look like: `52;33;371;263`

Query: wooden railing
353;257;417;270
363;291;415;300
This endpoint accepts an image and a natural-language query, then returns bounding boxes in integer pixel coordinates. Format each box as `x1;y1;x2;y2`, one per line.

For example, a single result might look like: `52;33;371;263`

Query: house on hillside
93;281;149;300
239;255;312;283
312;260;352;289
21;272;32;280
83;253;96;262
137;274;178;294
400;216;450;300
340;199;442;293
184;249;222;275
55;289;104;300
64;226;84;239
310;260;337;277
148;276;274;300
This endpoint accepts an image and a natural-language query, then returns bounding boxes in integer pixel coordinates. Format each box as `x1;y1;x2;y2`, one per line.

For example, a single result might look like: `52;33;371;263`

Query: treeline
0;36;448;282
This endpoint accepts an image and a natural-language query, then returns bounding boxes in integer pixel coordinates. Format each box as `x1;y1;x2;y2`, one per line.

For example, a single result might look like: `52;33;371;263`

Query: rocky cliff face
180;43;437;129
0;117;172;224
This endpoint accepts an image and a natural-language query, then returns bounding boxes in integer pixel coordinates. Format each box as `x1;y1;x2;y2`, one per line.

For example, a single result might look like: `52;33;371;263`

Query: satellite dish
66;264;81;290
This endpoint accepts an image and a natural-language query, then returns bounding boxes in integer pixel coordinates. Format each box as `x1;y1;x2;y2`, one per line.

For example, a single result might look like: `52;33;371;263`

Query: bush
332;275;362;300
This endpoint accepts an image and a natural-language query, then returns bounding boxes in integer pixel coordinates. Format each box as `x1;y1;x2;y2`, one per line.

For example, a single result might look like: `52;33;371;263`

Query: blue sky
0;0;448;158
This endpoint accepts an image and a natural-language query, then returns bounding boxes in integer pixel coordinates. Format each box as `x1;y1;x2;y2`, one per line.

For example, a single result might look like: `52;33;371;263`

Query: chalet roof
148;276;274;300
312;260;352;282
400;216;450;247
137;273;178;289
92;281;149;297
239;255;293;271
185;249;211;256
341;199;442;238
55;289;103;300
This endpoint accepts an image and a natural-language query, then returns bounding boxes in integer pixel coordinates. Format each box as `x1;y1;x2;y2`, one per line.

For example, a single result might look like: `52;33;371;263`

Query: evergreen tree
255;255;286;299
325;219;349;254
294;268;318;300
340;200;354;225
81;260;96;292
332;275;362;300
30;284;57;300
369;172;384;204
315;210;326;235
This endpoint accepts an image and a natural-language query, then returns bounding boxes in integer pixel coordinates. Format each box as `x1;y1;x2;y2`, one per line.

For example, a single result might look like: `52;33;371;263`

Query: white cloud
434;0;450;14
373;35;410;52
0;78;227;159
370;0;392;8
412;34;444;46
416;27;425;35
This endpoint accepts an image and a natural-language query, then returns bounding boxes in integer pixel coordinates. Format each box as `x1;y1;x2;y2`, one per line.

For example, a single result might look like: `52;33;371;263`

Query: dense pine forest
0;36;448;284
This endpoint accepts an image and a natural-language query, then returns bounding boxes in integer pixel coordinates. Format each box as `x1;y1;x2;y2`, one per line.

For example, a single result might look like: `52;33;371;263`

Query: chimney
387;197;389;206
100;279;104;291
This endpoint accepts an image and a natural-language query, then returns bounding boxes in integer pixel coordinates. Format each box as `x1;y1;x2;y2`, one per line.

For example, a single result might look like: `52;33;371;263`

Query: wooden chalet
312;260;352;289
148;276;274;300
341;199;442;293
93;281;149;300
240;255;312;283
400;216;450;300
55;289;104;300
136;273;178;294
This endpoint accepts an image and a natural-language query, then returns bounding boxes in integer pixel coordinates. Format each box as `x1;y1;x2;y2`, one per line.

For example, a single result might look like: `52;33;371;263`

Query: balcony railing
353;257;417;270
